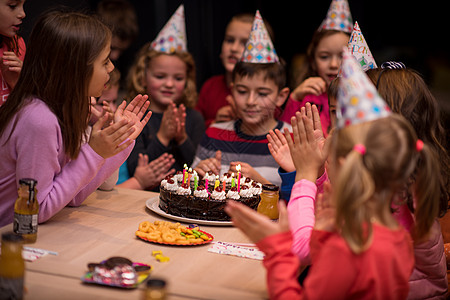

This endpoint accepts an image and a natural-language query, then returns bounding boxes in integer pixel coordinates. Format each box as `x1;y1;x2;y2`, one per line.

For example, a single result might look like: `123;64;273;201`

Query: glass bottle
257;184;279;220
13;178;39;243
0;232;25;300
143;278;167;300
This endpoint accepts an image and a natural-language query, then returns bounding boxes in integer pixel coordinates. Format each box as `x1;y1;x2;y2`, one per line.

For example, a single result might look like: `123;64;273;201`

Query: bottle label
13;213;38;234
0;277;24;300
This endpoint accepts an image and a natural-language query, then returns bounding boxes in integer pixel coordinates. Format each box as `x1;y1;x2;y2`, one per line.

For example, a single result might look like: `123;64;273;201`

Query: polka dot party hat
320;0;353;33
347;22;377;71
336;48;391;128
240;10;279;63
150;5;187;53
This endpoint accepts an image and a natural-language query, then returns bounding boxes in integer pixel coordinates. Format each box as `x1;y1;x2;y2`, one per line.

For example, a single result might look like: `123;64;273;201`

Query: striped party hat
150;5;187;53
240;10;279;63
337;48;391;128
320;0;353;33
347;22;377;71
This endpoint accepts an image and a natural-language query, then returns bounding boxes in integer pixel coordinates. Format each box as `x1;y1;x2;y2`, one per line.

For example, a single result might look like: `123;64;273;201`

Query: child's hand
114;94;151;141
284;111;328;183
215;105;236;123
229;162;270;184
157;103;178;146
194;150;221;177
225;200;290;244
291;77;326;101
225;95;238;119
133;153;175;189
267;129;295;173
314;182;335;232
89;97;113;126
0;51;23;89
174;104;187;145
89;113;135;158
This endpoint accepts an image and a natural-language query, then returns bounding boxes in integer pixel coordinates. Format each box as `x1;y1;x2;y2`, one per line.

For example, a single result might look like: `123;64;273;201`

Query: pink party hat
240;10;279;63
337;48;391;128
320;0;353;33
150;5;187;53
347;22;377;71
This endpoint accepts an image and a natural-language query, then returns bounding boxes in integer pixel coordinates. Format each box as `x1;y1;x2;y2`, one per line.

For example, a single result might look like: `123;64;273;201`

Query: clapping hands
157;103;187;146
89;94;151;158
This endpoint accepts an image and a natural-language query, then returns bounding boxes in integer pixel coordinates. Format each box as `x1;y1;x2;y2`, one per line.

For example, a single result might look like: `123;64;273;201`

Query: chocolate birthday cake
159;171;262;221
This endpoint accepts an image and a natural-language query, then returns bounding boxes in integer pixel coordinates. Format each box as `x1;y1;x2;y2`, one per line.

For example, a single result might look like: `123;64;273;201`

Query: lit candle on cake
231;173;235;188
187;167;193;184
214;175;220;189
236;164;241;192
182;164;188;183
223;178;226;192
193;171;198;191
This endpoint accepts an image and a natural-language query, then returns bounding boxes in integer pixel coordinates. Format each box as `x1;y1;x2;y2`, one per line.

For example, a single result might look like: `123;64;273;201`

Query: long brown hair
0;11;111;159
332;115;440;253
366;68;449;217
126;42;197;108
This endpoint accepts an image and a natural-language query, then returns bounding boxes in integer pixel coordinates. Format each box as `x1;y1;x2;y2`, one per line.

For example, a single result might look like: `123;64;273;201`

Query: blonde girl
126;43;205;186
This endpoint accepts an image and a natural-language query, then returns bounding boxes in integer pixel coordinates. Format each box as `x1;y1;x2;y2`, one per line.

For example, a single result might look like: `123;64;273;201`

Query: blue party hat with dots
337;48;391;128
150;5;187;53
240;10;279;63
320;0;353;33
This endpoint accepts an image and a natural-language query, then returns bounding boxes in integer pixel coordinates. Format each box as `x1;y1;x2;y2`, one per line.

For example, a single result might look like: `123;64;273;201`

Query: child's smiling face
232;72;287;132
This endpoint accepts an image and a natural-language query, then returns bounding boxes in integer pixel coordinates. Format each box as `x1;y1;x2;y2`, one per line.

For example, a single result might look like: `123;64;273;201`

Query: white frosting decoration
226;190;240;200
166;181;178;191
160;179;167;188
239;176;247;185
251;183;262;195
239;188;253;198
174;173;183;183
204;173;216;182
176;186;191;195
211;190;226;200
193;189;209;198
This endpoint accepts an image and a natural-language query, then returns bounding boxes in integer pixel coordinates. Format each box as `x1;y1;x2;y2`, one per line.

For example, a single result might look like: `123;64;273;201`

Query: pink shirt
0;99;133;226
0;36;26;106
280;93;330;135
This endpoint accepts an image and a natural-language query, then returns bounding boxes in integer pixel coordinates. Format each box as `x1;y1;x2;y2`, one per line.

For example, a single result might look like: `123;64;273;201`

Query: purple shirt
0;98;133;226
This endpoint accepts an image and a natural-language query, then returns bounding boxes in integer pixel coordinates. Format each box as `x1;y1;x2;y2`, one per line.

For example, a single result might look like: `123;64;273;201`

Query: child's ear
276;87;290;107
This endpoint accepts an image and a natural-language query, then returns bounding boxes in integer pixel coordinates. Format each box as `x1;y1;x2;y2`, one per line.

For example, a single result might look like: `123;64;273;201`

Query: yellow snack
152;250;163;256
161;232;177;243
138;221;151;233
147;232;161;241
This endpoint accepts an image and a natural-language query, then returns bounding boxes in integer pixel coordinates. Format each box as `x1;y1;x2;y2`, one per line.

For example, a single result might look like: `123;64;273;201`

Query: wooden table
0;188;268;300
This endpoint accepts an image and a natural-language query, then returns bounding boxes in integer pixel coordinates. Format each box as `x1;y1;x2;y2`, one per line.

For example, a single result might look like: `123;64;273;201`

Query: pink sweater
0;99;133;226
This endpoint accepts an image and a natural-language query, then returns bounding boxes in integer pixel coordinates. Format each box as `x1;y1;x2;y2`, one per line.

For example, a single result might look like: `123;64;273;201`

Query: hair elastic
353;144;366;155
416;139;424;152
376;61;406;89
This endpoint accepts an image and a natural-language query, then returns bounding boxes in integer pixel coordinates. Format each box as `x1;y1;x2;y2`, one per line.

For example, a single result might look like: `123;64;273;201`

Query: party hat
150;5;187;53
336;48;391;128
320;0;353;33
347;22;377;71
240;10;279;63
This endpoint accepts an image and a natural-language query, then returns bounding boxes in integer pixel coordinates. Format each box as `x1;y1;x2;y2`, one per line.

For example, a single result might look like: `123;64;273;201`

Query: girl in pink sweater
0;11;151;226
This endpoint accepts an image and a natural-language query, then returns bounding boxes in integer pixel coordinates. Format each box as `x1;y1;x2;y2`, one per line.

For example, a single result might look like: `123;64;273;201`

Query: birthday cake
159;170;262;221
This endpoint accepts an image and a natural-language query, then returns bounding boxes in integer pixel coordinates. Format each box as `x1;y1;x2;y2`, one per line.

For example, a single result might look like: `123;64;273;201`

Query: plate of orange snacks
135;220;213;246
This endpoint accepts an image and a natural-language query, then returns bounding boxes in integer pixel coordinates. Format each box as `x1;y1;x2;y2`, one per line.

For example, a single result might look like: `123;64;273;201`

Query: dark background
19;0;449;121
